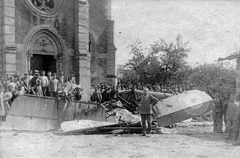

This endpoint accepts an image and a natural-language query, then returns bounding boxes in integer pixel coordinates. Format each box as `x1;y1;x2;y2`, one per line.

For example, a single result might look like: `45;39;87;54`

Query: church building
0;0;116;100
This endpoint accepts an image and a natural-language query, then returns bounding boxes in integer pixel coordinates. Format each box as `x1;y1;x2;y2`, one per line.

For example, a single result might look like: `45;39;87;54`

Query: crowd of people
118;82;194;94
90;84;118;103
90;82;192;104
0;70;83;120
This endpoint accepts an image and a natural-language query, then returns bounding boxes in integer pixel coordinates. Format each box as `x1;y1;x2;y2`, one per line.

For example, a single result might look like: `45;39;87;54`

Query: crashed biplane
6;89;214;133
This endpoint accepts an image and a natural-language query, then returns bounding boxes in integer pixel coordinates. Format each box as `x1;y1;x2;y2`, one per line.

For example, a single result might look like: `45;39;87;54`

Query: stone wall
89;0;116;86
0;0;2;77
0;0;17;76
74;0;90;101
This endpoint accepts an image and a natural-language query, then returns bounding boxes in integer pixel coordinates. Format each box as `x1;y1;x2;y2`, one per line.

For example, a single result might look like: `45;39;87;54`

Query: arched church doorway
25;27;65;74
30;54;56;73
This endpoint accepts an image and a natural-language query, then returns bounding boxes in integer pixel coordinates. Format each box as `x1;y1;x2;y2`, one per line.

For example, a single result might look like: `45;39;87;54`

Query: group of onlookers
90;82;192;104
0;70;81;120
118;83;193;94
90;84;118;103
213;93;240;144
1;70;77;97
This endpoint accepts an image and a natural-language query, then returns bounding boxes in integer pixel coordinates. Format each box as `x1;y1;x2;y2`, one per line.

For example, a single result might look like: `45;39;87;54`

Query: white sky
112;0;240;67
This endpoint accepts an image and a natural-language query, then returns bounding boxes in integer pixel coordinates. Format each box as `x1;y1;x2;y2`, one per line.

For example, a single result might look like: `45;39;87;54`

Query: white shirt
41;76;49;87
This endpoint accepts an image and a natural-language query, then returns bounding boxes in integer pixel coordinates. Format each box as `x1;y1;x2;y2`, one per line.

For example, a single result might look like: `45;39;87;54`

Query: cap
34;70;40;74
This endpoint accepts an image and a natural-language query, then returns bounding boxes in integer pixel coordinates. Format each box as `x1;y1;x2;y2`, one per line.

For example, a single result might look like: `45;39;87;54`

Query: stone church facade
0;0;116;100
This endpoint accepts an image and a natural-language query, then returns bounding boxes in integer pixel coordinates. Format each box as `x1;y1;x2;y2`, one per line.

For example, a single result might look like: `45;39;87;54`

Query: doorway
30;54;57;73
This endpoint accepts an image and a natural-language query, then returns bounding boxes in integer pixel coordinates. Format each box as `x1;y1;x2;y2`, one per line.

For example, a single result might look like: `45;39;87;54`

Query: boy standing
40;71;48;96
49;73;58;97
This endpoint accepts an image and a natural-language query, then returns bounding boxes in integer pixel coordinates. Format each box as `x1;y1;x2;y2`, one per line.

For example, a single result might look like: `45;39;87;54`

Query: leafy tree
149;34;191;84
121;34;191;85
188;63;236;99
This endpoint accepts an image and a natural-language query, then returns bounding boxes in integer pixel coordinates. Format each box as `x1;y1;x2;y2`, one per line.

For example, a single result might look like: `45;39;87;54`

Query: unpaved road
0;121;239;158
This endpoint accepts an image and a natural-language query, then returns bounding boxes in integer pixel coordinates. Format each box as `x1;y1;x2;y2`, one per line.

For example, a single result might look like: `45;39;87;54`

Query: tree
149;34;191;84
122;34;191;85
188;63;236;99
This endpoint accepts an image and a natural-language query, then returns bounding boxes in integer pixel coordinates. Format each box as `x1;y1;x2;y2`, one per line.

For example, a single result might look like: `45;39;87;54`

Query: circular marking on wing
182;93;203;107
181;92;208;115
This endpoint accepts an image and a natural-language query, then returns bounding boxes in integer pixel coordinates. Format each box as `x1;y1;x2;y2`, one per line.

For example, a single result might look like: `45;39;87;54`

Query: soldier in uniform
225;94;239;140
138;87;159;136
212;95;223;133
233;94;240;145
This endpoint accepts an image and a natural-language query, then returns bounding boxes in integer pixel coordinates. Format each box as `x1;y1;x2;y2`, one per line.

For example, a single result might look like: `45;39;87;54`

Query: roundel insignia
181;92;209;115
182;93;203;107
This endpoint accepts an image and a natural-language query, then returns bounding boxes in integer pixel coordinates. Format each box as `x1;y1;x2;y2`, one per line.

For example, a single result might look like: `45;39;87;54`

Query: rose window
23;0;67;17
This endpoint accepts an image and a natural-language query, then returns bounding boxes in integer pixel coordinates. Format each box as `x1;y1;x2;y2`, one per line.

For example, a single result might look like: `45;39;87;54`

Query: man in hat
138;87;159;136
8;76;17;91
29;70;40;94
21;72;31;94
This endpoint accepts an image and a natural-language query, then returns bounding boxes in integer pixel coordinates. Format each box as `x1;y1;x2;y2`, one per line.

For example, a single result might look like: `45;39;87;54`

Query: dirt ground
0;121;239;158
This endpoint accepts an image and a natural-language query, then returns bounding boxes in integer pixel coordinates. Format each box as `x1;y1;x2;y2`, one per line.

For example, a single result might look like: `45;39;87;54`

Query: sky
112;0;240;67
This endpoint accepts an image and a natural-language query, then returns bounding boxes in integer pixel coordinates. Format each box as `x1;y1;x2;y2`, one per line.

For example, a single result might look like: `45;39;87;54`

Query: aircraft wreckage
6;90;214;134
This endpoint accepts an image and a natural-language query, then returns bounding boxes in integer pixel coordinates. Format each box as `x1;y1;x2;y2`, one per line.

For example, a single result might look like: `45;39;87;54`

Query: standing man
29;70;40;94
225;94;239;140
101;85;109;103
8;76;17;91
212;95;224;133
233;95;240;145
21;72;31;94
139;87;159;136
91;86;102;103
49;73;58;98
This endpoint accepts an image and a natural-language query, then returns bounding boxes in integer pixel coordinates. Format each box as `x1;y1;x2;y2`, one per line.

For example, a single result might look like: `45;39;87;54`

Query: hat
34;70;39;74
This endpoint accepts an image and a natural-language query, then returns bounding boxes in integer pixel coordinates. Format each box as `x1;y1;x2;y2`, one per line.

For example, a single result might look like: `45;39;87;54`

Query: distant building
0;0;116;100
